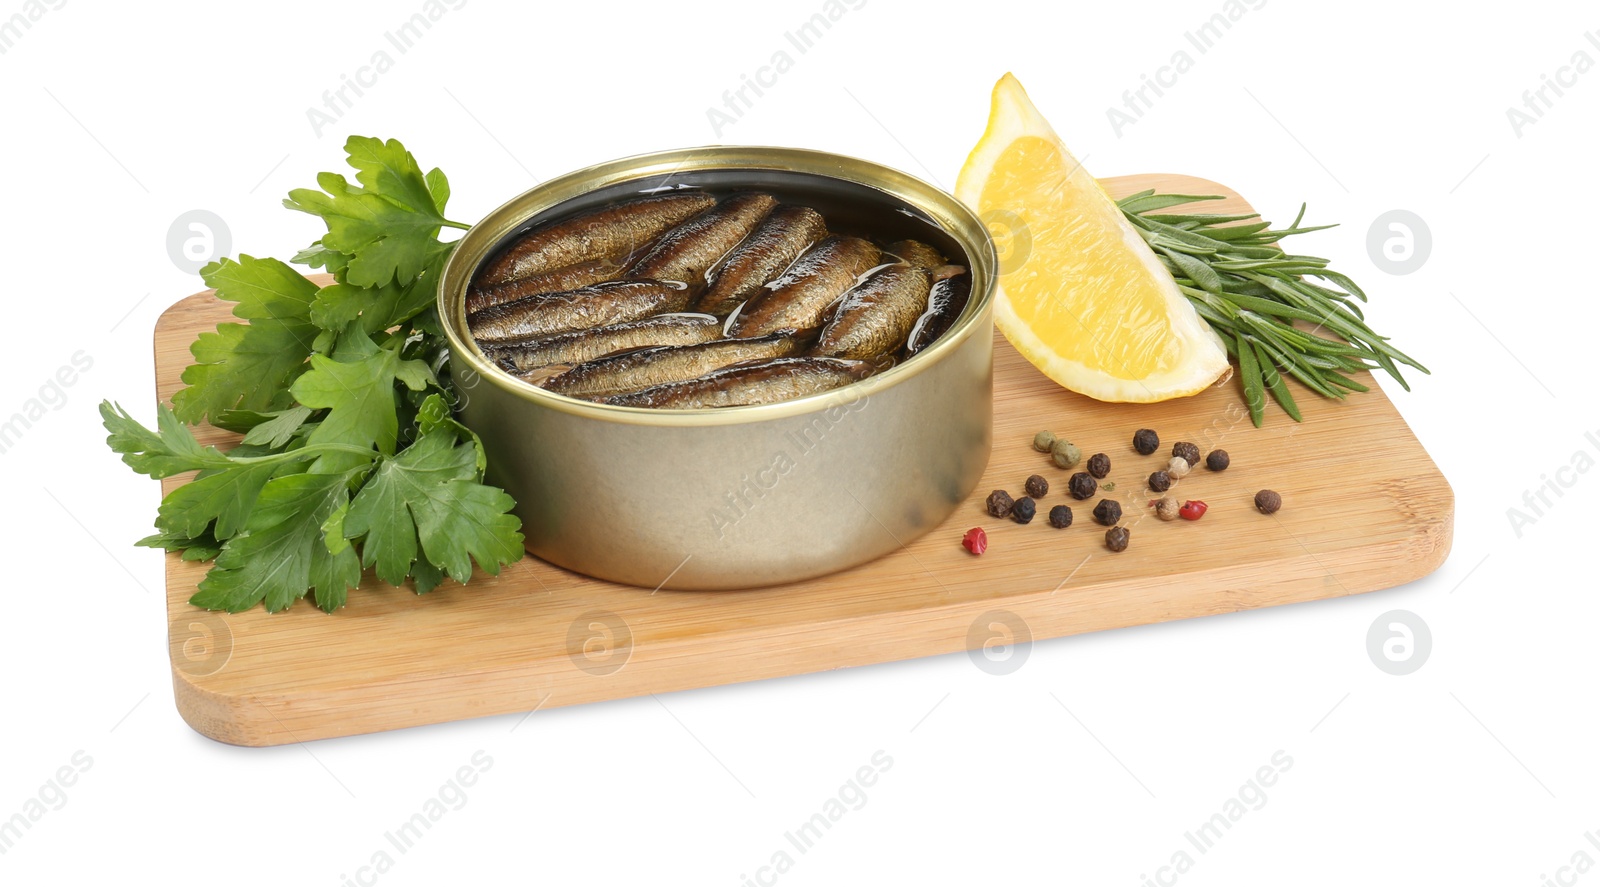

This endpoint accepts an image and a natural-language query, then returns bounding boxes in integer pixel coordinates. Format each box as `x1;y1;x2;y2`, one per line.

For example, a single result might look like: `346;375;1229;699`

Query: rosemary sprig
1117;190;1428;426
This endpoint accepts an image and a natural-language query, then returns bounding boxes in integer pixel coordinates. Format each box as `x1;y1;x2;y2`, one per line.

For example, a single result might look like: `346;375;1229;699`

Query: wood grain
156;174;1454;746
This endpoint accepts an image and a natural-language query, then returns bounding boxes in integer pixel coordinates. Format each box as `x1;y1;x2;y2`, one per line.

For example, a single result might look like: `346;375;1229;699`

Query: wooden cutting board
156;174;1453;746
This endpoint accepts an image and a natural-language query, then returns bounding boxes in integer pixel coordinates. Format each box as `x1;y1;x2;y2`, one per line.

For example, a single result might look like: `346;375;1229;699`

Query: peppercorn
1067;472;1097;500
1179;500;1208;521
1151;496;1181;521
1205;449;1230;472
1255;489;1283;514
1048;505;1073;528
1147;470;1172;493
1012;496;1037;524
1172;441;1200;467
1104;526;1130;552
1167;456;1192;479
1025;474;1049;499
1050;438;1081;469
985;489;1014;519
1032;430;1057;453
962;527;988;555
1092;499;1122;526
1133;428;1159;455
1086;452;1110;479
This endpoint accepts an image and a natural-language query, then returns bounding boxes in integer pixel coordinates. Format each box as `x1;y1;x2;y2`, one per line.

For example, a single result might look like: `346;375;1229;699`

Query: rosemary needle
1118;190;1428;426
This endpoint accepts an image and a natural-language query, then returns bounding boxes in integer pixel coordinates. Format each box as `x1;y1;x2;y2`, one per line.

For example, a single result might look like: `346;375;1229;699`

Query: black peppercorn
1087;452;1110;479
1133;428;1159;455
1092;499;1122;526
1067;472;1098;500
1172;441;1200;467
1012;496;1037;524
1025;474;1049;499
1255;489;1282;514
1048;505;1073;528
1104;526;1130;552
1147;470;1172;493
985;489;1014;519
1206;450;1230;471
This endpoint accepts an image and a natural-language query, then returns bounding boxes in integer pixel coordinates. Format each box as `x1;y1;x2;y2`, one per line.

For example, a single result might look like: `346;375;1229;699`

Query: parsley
104;136;523;613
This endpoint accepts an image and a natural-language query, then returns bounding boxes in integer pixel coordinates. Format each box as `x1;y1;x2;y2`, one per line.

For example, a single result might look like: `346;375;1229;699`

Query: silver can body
440;147;997;589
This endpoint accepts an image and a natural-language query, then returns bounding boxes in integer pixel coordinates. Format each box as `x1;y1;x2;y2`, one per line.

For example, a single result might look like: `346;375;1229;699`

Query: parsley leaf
192;472;362;613
290;336;433;473
105;135;523;614
157;459;296;540
173;256;322;425
416;392;486;474
291;240;350;274
239;405;313;448
283;136;466;288
424;168;451;215
345;428;522;587
102;401;227;478
137;529;220;557
346;137;446;219
309;273;437;335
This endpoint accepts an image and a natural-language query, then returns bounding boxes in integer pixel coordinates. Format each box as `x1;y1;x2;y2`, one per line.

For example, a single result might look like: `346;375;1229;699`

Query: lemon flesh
955;73;1230;402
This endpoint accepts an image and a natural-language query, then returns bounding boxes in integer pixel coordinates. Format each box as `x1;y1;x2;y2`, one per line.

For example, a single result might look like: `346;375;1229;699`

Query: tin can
439;146;995;589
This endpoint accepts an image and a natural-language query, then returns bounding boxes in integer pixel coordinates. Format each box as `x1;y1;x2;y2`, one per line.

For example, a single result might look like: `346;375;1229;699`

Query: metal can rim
438;145;997;428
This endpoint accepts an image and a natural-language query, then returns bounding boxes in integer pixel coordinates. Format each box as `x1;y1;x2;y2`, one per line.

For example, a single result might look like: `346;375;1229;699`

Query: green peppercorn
1048;505;1073;528
1172;441;1200;467
1086;453;1110;479
1148;470;1172;493
1025;474;1049;499
1032;430;1057;453
1012;496;1037;524
1104;526;1130;552
1067;472;1097;500
1206;450;1230;471
1255;489;1282;514
985;489;1014;518
1050;438;1081;469
1133;428;1159;455
1092;499;1122;526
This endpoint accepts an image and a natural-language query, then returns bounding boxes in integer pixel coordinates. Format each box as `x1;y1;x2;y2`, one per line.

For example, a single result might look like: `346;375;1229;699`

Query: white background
2;0;1595;883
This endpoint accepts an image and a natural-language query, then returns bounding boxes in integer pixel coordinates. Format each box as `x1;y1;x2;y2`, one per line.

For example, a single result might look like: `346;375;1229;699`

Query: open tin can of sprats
438;146;996;589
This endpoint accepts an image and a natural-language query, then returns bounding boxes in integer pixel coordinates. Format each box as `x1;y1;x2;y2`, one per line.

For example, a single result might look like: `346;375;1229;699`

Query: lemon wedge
955;73;1230;402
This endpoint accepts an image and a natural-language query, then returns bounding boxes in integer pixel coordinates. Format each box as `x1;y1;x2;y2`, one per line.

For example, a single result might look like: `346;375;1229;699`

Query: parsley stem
211;442;381;467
